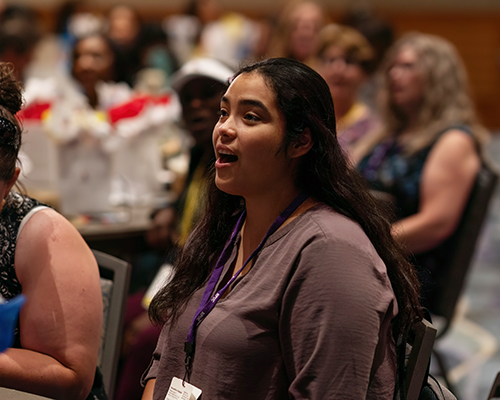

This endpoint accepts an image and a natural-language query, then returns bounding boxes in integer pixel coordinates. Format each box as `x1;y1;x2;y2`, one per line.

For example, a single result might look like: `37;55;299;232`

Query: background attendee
196;0;260;68
268;0;327;65
163;0;260;69
341;9;394;74
171;57;234;245
142;58;422;399
71;32;123;109
41;32;131;215
314;23;380;153
341;9;395;109
355;32;489;309
0;6;42;81
52;0;104;79
161;0;203;66
24;30;177;214
104;4;178;88
0;62;103;400
104;4;144;87
114;57;233;400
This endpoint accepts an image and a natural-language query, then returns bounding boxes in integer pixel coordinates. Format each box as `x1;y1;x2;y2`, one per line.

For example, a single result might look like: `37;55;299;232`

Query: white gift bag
18;121;59;192
58;135;112;215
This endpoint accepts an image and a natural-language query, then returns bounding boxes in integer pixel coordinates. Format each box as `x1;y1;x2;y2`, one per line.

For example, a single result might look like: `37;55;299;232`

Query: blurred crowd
2;0;398;212
0;0;490;399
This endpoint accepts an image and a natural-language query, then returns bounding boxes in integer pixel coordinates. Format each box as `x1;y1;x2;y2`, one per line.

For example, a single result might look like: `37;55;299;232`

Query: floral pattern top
356;125;473;221
356;126;476;309
337;102;380;152
0;192;44;300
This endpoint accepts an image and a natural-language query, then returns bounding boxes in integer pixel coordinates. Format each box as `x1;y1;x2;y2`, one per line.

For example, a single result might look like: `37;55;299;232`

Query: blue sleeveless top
356;126;476;307
357;125;474;221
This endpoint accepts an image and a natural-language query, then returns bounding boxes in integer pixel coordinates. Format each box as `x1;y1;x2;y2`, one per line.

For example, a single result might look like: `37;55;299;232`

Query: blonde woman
355;32;489;308
267;0;327;65
314;24;380;152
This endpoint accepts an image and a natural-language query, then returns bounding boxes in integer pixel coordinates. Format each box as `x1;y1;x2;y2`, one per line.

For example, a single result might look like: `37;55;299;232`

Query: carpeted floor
431;135;500;400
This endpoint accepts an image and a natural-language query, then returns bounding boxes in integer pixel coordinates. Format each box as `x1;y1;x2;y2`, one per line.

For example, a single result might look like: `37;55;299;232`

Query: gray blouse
143;204;398;399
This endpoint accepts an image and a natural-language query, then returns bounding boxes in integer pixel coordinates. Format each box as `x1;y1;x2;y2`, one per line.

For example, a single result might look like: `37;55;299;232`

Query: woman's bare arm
0;209;102;400
392;129;480;253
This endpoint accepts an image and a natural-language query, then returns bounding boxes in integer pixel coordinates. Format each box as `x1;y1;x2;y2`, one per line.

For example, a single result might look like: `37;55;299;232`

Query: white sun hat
170;57;235;93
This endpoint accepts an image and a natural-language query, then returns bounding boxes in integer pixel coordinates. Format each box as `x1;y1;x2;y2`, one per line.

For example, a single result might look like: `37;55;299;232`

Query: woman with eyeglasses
355;33;489;309
314;24;380;154
268;0;327;65
0;63;103;400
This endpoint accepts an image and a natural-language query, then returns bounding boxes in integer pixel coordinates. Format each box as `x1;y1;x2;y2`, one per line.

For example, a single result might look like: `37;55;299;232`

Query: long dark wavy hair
149;57;422;398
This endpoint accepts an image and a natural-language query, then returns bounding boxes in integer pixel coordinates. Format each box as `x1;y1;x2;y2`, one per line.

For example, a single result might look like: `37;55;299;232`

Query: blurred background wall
7;0;500;11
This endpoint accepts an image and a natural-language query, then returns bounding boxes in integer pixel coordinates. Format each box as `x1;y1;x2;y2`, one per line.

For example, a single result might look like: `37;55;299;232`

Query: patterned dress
0;192;45;300
337;102;380;152
356;126;476;309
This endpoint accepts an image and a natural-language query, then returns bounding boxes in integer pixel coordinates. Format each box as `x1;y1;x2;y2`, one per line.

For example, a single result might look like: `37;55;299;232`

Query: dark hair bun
0;63;23;115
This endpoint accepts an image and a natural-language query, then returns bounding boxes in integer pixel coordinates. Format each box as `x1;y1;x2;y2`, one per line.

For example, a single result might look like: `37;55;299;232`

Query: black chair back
405;318;438;400
431;162;498;332
93;250;131;400
429;162;498;393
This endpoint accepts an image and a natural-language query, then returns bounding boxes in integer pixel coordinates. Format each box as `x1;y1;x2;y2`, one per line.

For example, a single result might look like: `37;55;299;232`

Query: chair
488;372;500;400
405;318;438;400
93;249;132;400
429;162;498;391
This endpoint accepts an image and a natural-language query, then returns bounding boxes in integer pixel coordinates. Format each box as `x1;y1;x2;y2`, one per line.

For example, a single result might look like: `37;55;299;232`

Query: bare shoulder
433;128;478;156
19;207;81;238
421;128;480;198
426;128;479;169
15;207;97;282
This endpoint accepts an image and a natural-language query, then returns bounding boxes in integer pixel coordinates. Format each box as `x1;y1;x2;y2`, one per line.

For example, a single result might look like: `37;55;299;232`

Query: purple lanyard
183;193;309;381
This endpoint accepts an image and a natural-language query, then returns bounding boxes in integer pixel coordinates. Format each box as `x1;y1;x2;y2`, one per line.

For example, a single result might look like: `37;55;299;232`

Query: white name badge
165;377;202;400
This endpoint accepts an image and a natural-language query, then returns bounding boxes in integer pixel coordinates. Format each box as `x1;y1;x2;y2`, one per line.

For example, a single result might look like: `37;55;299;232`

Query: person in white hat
114;58;233;400
171;57;234;244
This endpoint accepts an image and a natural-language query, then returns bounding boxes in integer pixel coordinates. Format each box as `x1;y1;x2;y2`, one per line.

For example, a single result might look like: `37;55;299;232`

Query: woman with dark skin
142;58;422;399
71;33;117;109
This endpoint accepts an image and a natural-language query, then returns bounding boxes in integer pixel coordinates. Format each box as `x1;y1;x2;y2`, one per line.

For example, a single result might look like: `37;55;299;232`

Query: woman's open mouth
219;153;238;163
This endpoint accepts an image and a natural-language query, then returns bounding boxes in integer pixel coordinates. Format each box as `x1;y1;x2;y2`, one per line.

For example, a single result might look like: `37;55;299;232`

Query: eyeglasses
320;56;359;67
0;117;19;151
388;61;418;75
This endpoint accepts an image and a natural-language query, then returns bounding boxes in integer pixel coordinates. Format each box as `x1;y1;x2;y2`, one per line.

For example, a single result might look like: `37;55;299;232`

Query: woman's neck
241;187;301;259
225;190;318;287
86;89;98;109
241;188;320;262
